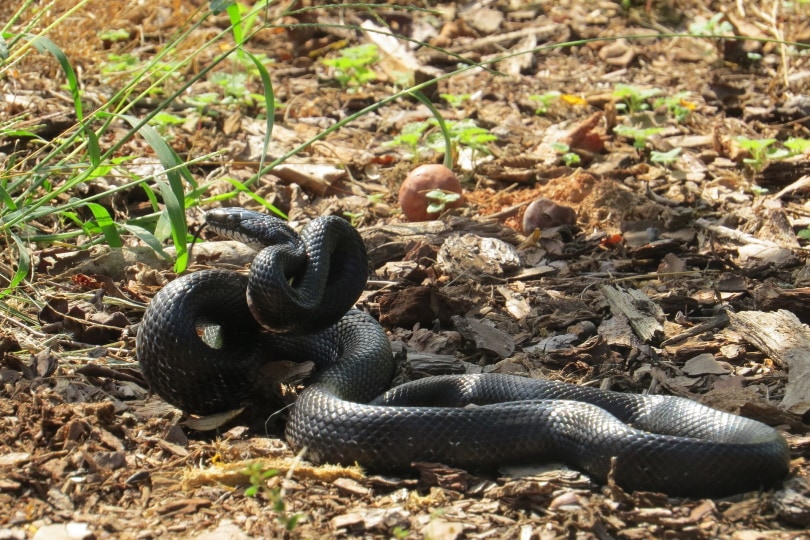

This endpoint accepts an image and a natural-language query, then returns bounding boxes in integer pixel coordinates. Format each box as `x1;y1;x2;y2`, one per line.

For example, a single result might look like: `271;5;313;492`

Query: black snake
136;208;790;496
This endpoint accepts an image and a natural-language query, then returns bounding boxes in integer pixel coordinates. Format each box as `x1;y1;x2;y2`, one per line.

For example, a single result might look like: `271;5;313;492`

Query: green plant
650;147;683;166
385;121;431;160
552;142;581;166
209;71;266;107
322;43;379;89
613;84;663;114
98;28;130;42
425;189;461;214
654;92;696;122
529;91;562;114
242;463;303;531
367;193;385;204
784;137;810;155
425;118;497;156
440;93;471;108
386;118;497;164
614;124;663;149
688;12;734;37
100;52;140;77
343;210;365;227
0;0;283;295
735;137;788;171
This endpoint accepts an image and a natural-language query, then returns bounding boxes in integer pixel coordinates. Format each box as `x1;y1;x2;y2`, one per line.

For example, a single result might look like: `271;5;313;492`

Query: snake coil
136;208;790;496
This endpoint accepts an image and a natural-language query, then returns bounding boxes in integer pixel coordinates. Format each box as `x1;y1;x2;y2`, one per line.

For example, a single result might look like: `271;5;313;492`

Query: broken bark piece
682;353;731;376
753;284;810;324
600;285;665;345
379;286;470;328
728;309;810;415
452;316;515;358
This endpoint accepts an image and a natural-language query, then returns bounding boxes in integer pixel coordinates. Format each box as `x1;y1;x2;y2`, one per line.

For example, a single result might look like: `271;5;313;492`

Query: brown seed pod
398;164;464;222
522;198;577;234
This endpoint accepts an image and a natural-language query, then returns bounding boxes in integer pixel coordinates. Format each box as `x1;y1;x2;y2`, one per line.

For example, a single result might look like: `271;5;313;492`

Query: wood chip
728;309;810;414
600;285;665;344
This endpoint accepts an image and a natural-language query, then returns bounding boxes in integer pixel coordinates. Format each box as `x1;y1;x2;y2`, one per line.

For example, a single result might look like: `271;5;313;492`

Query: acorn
522;198;577;234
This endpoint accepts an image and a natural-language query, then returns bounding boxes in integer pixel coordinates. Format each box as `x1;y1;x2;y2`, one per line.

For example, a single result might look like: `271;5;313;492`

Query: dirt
2;0;810;538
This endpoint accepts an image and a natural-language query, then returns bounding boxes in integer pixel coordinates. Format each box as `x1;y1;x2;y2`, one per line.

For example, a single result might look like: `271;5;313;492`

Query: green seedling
784;137;810;156
100;52;139;76
614;124;663;149
425;189;461;214
149;112;186;135
798;228;810;241
322;43;379;89
529;91;562;115
98;29;130;43
209;71;267;107
385;121;431;160
387;118;497;162
654;92;696;123
735;137;789;171
613;84;663;114
425;118;497;155
343;210;364;227
688;12;734;37
650;147;683;166
440;93;471;108
552;142;580;166
242;463;302;531
367;193;385;204
183;91;220;109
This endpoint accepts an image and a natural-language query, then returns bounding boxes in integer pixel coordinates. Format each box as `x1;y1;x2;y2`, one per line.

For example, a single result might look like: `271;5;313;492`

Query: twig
694;218;780;248
660;312;729;347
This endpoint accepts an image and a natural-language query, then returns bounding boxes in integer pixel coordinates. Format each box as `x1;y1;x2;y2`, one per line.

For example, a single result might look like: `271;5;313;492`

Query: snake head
206;208;299;249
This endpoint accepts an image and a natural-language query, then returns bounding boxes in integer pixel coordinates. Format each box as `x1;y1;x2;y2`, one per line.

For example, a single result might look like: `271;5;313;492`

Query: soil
2;0;810;539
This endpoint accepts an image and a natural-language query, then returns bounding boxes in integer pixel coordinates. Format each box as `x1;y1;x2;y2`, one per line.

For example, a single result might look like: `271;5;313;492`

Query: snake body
136;209;790;496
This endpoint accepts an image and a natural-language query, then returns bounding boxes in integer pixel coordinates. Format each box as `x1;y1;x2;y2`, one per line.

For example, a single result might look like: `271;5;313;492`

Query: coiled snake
136;208;789;496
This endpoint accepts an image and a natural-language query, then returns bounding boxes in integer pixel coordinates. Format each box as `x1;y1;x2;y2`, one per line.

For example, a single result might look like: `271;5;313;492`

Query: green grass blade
29;35;82;121
120;223;171;260
118;114;192;272
82;124;102;167
0;234;31;299
226;2;245;43
206;177;286;219
0;184;17;211
85;202;122;248
411;90;453;169
244;50;276;190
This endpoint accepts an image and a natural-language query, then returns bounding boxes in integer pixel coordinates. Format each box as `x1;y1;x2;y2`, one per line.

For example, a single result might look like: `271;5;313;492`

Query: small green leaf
785;138;810;155
650;147;683;165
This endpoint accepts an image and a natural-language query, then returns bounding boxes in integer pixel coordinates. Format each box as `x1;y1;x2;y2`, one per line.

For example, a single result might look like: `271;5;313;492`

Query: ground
1;0;810;538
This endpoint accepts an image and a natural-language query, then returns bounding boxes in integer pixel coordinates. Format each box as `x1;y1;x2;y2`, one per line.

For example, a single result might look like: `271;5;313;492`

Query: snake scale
136;208;790;496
